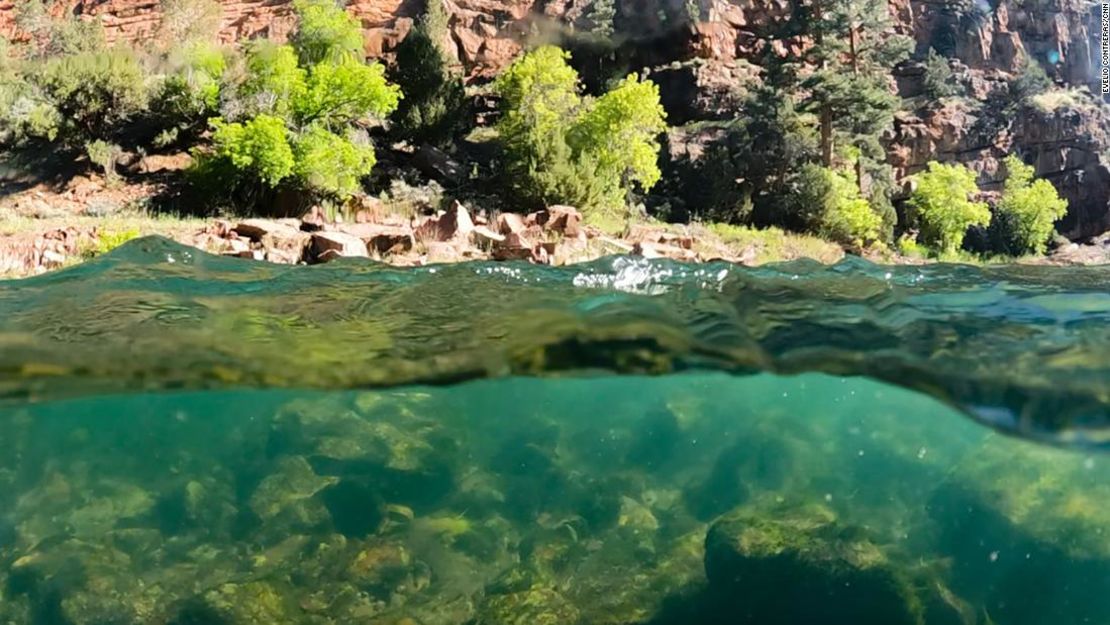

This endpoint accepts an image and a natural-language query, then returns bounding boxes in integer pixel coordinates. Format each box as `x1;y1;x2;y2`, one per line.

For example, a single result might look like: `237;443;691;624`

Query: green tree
991;154;1068;255
389;0;467;146
493;46;666;212
37;47;150;142
908;161;990;253
0;39;61;145
786;163;881;246
295;57;400;127
922;48;962;100
818;166;882;246
211;114;295;186
236;41;307;118
291;0;364;65
196;0;399;205
798;0;911;177
293;125;377;196
155;41;228;128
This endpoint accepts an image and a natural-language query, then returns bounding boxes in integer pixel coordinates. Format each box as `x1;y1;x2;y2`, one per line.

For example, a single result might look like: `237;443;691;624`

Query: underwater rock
174;581;303;625
345;537;433;610
927;481;1110;625
275;396;450;477
684;426;797;521
9;538;166;625
15;475;156;547
566;529;707;625
704;501;922;625
474;586;579;625
151;475;239;541
249;456;338;521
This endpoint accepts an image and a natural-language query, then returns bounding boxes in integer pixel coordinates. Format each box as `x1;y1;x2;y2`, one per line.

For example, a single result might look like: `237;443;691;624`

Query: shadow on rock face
702;502;920;625
684;435;794;522
319;480;385;539
927;484;1110;625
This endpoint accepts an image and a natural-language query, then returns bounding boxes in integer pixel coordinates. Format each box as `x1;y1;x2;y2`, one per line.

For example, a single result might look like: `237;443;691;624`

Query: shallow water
1;239;1110;624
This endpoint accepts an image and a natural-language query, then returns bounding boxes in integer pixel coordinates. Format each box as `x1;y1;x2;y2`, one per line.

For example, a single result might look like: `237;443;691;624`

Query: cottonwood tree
493;46;666;214
201;0;400;201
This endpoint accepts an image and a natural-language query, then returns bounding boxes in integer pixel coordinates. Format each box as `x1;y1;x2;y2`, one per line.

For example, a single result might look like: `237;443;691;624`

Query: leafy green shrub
194;0;399;204
922;48;962;100
493;46;666;213
820;169;882;247
897;234;928;259
17;2;106;58
790;164;881;247
211;114;295;186
990;154;1068;255
83;228;142;258
291;0;364;65
293;125;376;196
907;161;990;253
37;48;150;142
389;0;467;146
154;41;229;131
1008;55;1051;104
0;58;62;145
85;139;122;180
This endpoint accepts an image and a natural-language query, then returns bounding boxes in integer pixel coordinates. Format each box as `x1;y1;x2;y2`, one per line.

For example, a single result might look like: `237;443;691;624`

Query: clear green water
1;238;1109;624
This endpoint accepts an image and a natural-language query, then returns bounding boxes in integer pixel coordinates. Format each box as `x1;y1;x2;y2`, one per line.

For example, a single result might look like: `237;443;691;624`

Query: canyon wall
13;0;1094;81
2;0;1107;238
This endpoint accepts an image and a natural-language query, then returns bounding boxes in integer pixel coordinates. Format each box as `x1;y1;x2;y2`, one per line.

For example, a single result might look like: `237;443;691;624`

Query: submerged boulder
474;586;579;625
704;501;923;625
250;456;337;522
172;581;300;625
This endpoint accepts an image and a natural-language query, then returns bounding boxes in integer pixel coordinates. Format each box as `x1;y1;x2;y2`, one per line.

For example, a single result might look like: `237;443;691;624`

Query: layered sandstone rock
1;0;1099;90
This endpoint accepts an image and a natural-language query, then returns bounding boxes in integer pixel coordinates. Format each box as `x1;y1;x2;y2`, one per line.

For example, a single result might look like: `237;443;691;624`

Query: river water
0;237;1108;624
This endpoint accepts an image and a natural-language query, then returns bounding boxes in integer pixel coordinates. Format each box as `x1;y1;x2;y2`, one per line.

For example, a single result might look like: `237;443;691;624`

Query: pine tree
798;0;911;179
389;0;467;146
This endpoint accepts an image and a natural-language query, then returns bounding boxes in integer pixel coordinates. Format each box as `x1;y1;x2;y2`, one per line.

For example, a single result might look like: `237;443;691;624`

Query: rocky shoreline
0;171;855;277
6;196;1110;278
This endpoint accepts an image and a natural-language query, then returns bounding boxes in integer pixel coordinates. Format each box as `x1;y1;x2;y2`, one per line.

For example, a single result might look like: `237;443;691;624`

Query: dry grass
1030;87;1092;114
697;223;844;264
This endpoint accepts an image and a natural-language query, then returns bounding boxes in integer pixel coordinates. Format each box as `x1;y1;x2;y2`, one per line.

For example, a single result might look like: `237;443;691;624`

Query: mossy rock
473;586;579;625
249;455;338;520
704;501;923;625
172;581;300;625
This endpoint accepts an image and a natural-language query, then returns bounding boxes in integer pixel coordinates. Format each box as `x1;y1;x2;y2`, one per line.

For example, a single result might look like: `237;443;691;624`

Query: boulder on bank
340;223;416;256
416;200;475;243
528;205;583;238
310;232;369;262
